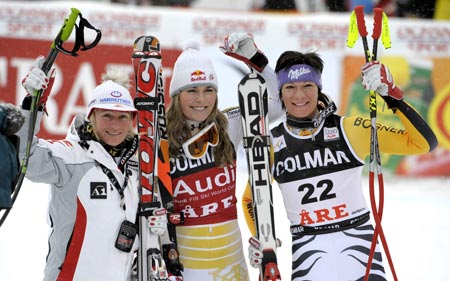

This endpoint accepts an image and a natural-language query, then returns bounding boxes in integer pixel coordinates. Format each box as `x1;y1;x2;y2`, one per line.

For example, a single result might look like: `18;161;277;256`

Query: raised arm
17;57;73;186
346;61;438;159
220;33;284;123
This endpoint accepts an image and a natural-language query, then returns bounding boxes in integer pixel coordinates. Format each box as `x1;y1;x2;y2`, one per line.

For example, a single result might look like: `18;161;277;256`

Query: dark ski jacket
0;109;20;209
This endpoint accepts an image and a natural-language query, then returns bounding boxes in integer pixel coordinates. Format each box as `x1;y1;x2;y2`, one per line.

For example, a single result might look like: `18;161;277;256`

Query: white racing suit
17;113;140;281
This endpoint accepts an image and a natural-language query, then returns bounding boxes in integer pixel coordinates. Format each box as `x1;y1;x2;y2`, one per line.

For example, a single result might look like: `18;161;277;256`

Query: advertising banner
1;1;449;176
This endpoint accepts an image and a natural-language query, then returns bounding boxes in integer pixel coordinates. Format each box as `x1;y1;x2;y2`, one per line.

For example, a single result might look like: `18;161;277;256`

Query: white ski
238;72;281;281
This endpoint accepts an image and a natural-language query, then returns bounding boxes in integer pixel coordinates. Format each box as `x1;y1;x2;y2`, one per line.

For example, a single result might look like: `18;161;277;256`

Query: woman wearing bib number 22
240;49;438;280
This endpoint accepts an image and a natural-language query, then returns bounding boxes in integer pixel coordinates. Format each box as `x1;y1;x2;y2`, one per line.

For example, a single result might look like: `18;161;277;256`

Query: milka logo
288;66;311;80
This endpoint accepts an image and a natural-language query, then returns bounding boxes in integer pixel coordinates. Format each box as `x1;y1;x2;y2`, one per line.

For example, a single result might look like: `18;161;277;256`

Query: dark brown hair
275;51;324;74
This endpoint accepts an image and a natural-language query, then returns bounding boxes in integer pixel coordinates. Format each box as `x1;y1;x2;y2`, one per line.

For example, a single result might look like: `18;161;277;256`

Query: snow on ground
1;174;449;281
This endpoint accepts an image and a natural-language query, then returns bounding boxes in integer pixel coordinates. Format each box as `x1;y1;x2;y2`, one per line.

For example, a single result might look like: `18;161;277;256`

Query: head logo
273;135;286;153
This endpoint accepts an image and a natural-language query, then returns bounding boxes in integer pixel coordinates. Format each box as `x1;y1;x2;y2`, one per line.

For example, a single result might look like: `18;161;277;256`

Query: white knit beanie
169;40;218;97
85;80;137;120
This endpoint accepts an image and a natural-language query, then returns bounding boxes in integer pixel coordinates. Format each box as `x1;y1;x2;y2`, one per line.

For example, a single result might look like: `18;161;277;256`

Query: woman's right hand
248;236;282;268
219;32;268;72
147;207;168;236
22;56;53;95
21;56;55;111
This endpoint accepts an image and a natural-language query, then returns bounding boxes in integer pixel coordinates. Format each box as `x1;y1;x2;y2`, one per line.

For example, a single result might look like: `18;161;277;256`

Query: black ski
238;72;281;281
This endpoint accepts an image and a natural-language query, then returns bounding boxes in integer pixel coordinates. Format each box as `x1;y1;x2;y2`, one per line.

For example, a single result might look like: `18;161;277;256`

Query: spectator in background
110;0;191;7
108;0;445;18
434;0;450;19
0;103;24;210
396;0;436;18
261;0;297;11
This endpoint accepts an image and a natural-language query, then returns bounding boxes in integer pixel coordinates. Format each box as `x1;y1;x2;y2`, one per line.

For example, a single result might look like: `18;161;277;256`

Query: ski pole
347;6;397;281
355;7;386;280
0;8;101;228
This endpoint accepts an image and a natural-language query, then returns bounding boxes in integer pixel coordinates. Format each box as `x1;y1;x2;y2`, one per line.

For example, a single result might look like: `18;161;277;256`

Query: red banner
0;38;180;140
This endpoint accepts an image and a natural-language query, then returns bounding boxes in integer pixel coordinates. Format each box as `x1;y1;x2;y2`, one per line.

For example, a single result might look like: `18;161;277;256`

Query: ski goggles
182;122;219;159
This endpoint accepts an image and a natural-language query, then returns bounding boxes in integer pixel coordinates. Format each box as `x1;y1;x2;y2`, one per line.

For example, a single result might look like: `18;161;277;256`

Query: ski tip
133;35;161;53
248;72;259;79
239;72;266;85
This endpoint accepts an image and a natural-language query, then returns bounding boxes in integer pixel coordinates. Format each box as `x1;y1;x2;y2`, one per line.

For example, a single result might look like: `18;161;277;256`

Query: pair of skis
132;36;183;281
347;6;397;281
238;73;281;281
0;8;101;228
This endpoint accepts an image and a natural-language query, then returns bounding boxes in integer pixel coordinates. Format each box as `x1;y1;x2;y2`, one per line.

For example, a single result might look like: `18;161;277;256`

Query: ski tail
132;35;183;280
238;72;281;281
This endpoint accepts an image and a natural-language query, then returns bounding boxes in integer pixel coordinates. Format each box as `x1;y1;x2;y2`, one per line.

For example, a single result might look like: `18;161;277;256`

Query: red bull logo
190;69;207;82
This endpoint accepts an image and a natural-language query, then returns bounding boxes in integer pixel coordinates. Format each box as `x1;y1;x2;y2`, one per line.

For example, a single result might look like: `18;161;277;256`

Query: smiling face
92;109;133;147
178;85;217;122
281;81;319;119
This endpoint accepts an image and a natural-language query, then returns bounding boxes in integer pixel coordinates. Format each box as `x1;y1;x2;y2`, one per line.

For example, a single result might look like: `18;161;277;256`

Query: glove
0;103;25;136
219;33;268;72
248;236;282;268
21;56;56;112
147;207;168;236
168;275;182;281
361;61;403;100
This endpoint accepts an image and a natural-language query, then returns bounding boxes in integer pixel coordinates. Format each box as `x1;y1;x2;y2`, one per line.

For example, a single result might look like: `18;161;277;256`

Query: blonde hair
166;95;235;167
101;66;131;89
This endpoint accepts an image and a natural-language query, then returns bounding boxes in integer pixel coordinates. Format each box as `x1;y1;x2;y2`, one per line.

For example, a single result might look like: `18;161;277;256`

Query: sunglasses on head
182;122;219;159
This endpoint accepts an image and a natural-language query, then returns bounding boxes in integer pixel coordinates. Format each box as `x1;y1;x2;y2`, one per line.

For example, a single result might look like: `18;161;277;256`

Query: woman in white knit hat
166;37;283;280
17;62;165;281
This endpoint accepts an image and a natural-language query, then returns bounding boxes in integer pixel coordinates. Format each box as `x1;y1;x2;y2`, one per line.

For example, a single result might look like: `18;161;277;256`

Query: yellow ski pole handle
50;7;80;49
381;11;392;49
43;8;80;75
346;10;358;48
